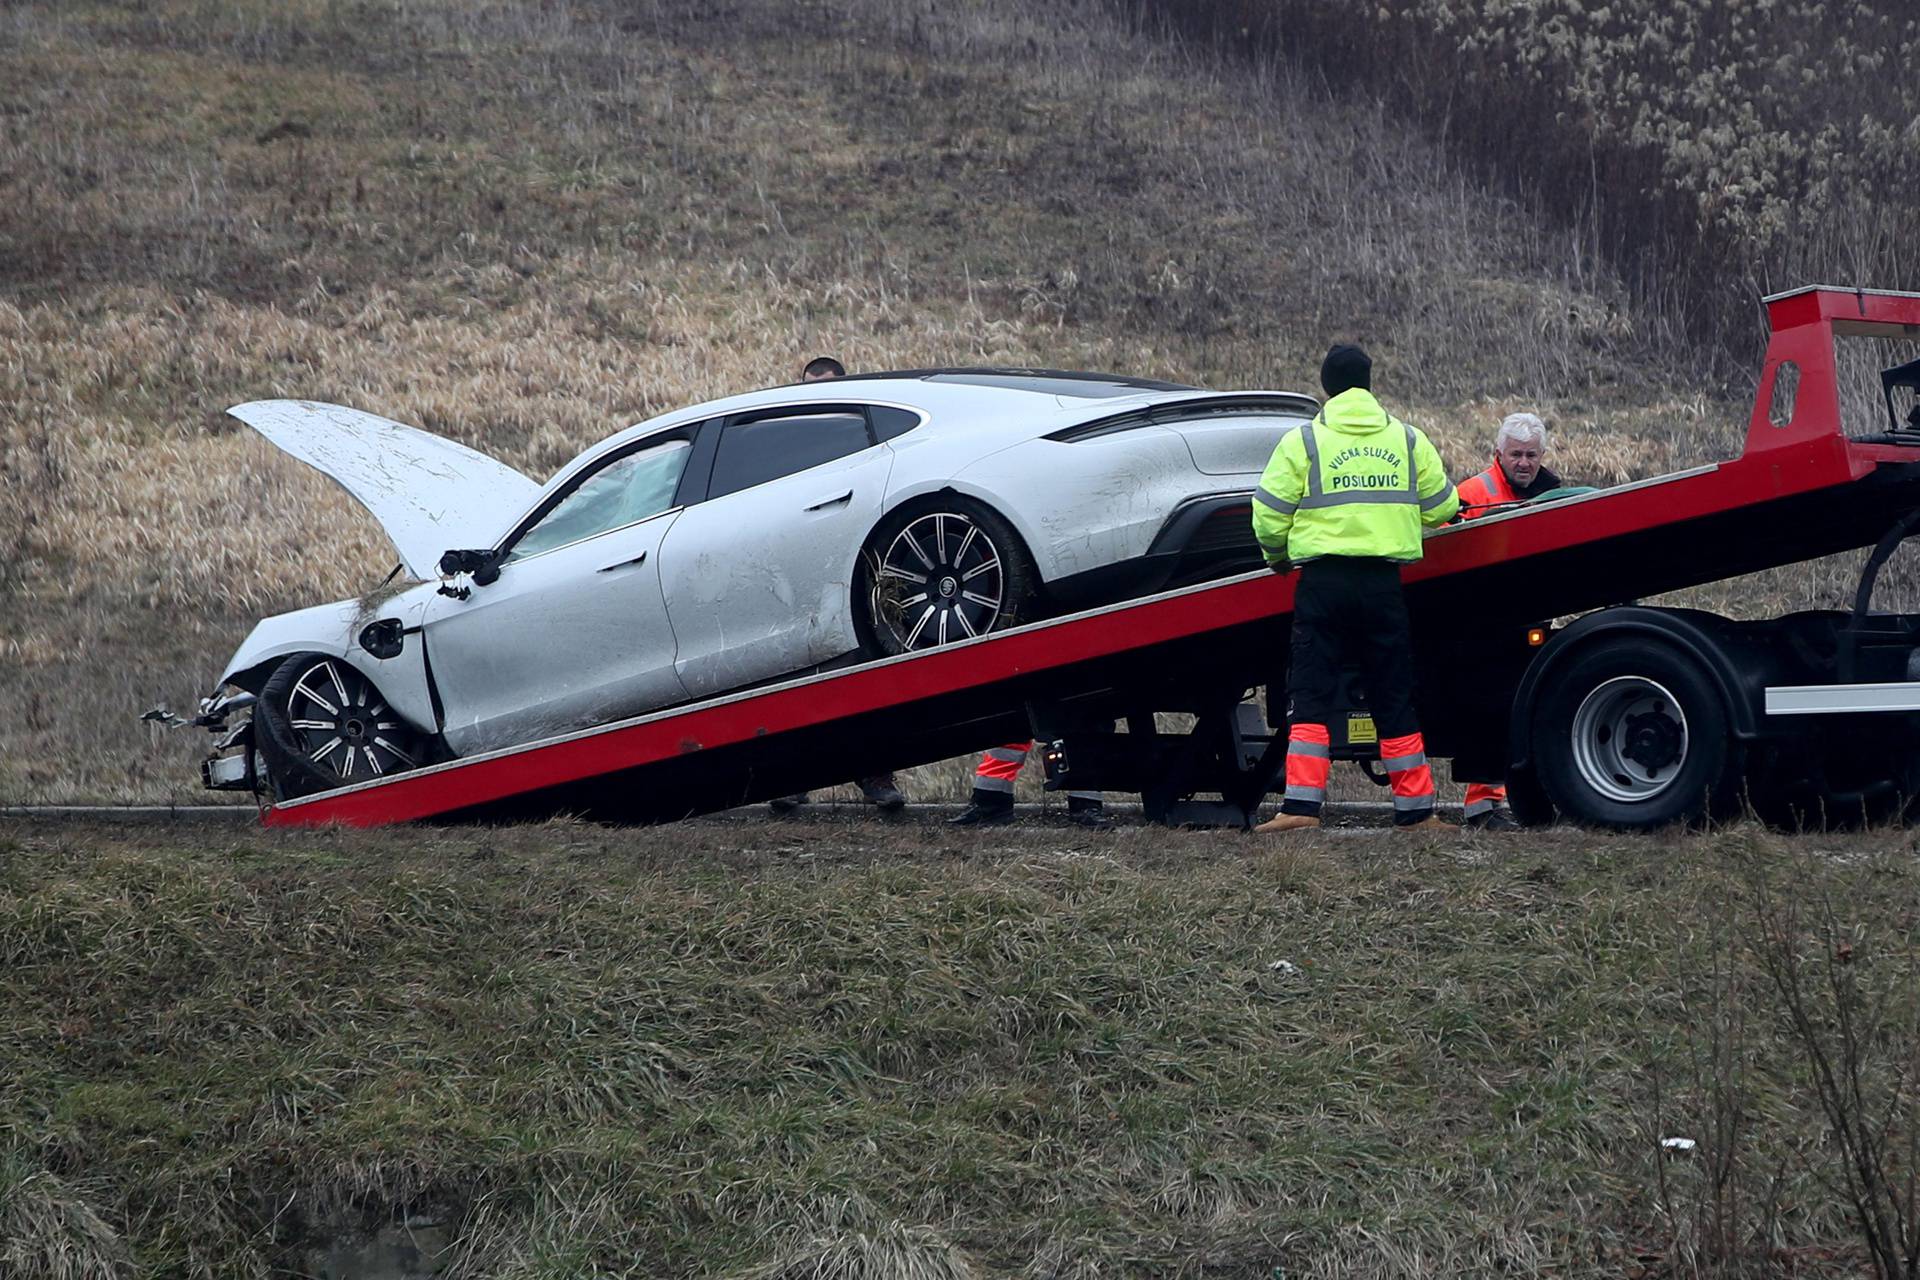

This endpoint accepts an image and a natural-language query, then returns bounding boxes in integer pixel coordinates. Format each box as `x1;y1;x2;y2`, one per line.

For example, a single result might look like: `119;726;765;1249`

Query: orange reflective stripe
1463;782;1507;817
1389;764;1436;800
1379;732;1435;805
1458;466;1514;519
1285;722;1332;801
976;742;1031;783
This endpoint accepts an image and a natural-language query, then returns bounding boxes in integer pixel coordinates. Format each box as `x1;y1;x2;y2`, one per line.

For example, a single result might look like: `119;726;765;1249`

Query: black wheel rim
282;657;420;781
871;512;1006;651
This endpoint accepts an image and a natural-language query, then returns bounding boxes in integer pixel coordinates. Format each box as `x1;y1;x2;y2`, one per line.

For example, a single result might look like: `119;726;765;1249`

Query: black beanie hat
1320;344;1372;396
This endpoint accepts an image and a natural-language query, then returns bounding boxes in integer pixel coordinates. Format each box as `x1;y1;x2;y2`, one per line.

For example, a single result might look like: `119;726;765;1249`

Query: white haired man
1455;412;1561;518
1452;411;1564;830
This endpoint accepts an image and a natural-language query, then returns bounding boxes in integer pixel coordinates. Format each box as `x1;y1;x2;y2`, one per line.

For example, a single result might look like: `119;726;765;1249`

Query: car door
657;405;893;699
421;435;695;756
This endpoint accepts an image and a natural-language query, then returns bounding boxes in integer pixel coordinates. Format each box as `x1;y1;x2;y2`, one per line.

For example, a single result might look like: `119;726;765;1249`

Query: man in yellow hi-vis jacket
1253;344;1459;832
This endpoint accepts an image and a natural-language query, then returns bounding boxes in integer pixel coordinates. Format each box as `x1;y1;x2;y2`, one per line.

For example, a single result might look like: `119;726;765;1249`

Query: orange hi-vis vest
1455;464;1518;519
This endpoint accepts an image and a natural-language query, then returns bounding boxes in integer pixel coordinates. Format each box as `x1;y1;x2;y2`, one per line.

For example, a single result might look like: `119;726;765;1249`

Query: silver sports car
196;369;1315;798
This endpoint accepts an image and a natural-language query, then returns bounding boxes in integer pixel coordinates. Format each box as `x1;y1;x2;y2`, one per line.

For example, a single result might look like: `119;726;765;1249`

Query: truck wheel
256;652;429;801
1532;638;1740;829
857;498;1039;656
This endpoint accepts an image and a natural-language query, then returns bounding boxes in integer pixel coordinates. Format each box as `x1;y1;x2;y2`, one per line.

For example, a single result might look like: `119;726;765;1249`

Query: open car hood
228;400;540;579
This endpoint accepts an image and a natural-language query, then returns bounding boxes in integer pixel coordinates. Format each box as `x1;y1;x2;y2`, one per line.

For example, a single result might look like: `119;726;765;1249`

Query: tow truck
209;285;1920;831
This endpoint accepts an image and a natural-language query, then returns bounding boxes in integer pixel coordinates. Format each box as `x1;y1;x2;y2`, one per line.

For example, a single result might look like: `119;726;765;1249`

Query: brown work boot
1395;814;1459;832
1254;812;1322;834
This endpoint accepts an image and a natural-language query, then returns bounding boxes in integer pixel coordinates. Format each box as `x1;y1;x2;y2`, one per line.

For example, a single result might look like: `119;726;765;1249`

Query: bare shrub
1746;865;1920;1280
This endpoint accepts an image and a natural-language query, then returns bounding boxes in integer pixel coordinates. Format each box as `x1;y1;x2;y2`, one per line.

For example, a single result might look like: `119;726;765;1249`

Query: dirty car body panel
203;373;1315;794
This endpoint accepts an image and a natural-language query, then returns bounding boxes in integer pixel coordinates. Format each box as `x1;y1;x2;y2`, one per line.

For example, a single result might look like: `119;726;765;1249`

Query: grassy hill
1;0;1742;805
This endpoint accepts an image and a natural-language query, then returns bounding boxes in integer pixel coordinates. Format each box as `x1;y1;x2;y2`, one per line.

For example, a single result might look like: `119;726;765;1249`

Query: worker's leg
1462;781;1519;830
1259;562;1340;831
951;742;1028;825
1351;563;1445;828
1463;782;1507;819
857;772;907;812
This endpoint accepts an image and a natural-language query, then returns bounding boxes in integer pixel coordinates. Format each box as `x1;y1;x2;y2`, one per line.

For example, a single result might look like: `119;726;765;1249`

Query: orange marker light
1527;627;1547;647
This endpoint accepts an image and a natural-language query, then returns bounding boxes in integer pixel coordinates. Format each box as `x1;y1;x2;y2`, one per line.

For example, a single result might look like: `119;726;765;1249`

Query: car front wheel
858;498;1039;657
255;652;431;800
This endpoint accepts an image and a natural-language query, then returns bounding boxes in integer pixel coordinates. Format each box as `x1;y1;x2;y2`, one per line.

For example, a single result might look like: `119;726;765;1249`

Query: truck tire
1531;637;1741;829
1503;767;1556;828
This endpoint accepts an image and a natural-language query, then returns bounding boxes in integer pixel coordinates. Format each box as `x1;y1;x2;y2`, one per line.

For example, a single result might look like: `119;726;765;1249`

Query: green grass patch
2;817;1914;1275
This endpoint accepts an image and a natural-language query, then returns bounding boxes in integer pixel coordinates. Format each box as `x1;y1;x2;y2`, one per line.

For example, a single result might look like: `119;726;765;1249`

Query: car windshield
506;439;690;562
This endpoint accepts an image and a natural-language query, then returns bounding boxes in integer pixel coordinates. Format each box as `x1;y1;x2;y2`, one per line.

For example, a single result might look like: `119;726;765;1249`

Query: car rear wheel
256;652;430;800
858;498;1039;657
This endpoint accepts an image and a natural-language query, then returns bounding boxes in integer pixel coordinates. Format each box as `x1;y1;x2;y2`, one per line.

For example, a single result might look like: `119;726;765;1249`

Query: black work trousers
1286;556;1421;739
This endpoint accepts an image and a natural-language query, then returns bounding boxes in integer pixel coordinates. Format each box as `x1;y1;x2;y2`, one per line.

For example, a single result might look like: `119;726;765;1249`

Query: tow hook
141;690;258;733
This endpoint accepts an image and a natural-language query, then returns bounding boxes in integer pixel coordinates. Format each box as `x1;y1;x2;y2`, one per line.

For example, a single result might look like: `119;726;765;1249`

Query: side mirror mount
437;548;503;587
439;552;503;591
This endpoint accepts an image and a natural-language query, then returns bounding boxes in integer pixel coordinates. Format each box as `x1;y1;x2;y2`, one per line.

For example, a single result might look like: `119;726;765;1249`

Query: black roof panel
834;367;1198;398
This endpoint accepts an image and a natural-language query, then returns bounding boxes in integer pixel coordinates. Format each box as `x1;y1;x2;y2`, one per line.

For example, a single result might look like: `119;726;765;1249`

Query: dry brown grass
0;0;1807;802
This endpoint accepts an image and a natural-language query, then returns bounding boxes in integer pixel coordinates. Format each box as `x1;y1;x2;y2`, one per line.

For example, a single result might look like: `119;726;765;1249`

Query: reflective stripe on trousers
1463;782;1507;817
1379;731;1435;821
1279;722;1331;816
973;742;1098;801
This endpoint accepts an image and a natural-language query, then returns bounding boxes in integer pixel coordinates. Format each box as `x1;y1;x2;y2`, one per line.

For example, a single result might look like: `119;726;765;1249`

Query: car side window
869;405;922;441
706;411;873;501
505;439;691;563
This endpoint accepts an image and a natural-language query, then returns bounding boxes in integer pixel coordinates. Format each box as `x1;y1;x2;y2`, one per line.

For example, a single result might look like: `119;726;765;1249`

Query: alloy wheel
870;512;1006;650
281;657;421;781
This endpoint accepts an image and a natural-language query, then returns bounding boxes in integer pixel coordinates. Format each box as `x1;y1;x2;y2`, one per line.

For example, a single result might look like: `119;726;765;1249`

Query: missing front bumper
200;717;258;792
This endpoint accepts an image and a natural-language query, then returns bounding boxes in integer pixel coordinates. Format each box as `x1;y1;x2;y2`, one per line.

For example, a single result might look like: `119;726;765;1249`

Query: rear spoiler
1046;392;1320;442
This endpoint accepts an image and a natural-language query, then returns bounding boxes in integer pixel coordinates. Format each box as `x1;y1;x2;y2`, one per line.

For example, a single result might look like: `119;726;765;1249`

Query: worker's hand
1266;558;1292;575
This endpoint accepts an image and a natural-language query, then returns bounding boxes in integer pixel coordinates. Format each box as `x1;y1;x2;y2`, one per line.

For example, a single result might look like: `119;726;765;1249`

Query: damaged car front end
194;690;260;791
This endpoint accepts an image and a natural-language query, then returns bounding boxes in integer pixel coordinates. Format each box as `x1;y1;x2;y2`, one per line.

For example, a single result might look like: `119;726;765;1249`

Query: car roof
563;368;1314;485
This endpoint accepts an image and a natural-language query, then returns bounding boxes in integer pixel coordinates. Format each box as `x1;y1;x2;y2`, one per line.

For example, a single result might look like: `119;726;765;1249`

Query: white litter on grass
1267;959;1303;977
1661;1137;1698;1154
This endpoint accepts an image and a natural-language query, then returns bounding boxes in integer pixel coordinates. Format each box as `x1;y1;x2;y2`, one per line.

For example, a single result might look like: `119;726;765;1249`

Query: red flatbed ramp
263;286;1920;827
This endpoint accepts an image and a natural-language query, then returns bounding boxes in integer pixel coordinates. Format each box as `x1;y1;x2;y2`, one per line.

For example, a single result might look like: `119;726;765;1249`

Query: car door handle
597;549;648;573
804;489;854;512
